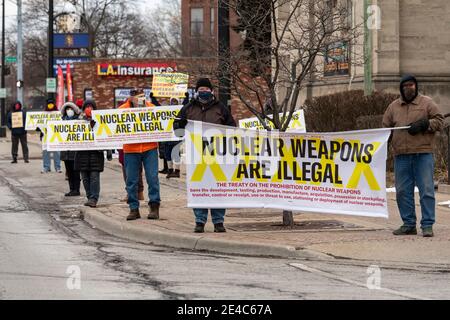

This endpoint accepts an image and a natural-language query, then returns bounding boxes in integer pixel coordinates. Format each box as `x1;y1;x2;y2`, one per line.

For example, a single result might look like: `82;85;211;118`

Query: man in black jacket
7;101;29;163
174;78;236;233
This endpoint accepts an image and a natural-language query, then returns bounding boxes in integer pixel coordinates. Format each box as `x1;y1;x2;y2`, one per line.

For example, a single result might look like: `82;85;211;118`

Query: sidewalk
4;132;450;266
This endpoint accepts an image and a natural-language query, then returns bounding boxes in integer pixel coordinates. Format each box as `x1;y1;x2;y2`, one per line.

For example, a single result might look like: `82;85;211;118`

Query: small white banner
91;105;182;147
239;110;306;132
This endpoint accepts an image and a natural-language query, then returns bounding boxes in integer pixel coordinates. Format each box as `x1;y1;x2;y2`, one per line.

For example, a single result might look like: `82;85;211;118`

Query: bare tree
144;0;182;57
216;0;363;226
4;0;179;102
225;0;362;131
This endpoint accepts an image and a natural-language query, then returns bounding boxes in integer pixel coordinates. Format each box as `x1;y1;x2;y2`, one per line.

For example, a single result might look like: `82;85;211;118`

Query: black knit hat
400;74;418;103
195;78;213;91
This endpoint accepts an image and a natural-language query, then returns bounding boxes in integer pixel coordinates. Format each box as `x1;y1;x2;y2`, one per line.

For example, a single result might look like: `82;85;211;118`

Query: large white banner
25;111;62;131
46;120;118;151
239;110;306;132
92;105;182;147
185;121;390;218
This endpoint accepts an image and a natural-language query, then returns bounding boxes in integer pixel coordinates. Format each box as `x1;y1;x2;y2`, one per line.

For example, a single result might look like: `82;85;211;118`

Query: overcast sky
3;0;166;31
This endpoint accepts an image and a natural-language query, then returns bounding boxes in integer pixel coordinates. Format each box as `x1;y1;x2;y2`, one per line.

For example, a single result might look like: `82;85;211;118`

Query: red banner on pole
66;63;73;102
56;65;65;110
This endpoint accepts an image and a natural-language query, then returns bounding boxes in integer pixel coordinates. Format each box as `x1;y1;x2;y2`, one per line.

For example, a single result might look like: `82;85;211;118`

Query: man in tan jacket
383;75;444;237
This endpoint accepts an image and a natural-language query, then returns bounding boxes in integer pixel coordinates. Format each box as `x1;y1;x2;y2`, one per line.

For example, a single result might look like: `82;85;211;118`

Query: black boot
214;223;226;233
65;191;80;197
11;158;17;164
159;160;168;174
84;199;97;208
194;223;205;233
166;169;174;178
167;169;180;178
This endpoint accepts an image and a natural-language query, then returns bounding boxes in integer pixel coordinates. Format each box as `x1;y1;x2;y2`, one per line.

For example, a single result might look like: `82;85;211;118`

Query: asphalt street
1;138;450;300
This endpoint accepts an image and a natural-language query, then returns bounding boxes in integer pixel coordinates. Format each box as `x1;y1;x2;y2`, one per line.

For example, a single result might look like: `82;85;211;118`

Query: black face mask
400;77;418;103
402;87;416;102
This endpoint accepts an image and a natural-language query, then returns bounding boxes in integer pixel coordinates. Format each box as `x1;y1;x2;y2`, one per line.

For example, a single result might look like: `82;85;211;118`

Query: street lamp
48;0;54;99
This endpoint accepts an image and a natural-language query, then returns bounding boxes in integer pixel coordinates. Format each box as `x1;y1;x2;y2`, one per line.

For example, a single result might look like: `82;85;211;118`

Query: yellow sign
152;73;189;98
12;112;23;129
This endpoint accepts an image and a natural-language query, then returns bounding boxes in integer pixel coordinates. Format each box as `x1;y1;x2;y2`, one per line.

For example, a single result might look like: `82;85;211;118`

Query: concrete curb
81;207;330;260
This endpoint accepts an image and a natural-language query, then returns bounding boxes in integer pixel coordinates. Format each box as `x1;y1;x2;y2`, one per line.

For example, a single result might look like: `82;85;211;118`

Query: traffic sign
5;56;17;63
0;88;6;98
46;78;57;93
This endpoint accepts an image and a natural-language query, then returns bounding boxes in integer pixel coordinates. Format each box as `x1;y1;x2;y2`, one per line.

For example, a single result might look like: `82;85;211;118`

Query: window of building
191;8;204;36
210;7;215;36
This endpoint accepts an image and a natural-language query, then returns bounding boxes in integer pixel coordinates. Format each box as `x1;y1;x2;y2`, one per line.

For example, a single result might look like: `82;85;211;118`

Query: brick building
71;57;216;109
181;0;241;57
181;0;260;120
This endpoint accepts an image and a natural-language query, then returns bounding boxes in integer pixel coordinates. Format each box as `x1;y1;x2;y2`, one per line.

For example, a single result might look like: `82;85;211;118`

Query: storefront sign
53;33;90;49
53;56;90;76
97;63;177;77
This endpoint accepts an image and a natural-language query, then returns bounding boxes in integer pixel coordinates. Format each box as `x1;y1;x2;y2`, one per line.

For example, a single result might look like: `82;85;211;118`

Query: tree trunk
282;210;294;227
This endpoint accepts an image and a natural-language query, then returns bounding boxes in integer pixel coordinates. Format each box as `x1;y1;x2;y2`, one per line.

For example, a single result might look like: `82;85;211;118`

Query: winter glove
90;120;96;129
408;118;430;135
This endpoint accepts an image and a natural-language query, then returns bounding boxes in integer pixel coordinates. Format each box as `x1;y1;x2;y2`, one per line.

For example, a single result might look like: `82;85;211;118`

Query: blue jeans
42;150;61;171
193;209;226;225
81;171;100;201
394;153;435;228
125;149;160;210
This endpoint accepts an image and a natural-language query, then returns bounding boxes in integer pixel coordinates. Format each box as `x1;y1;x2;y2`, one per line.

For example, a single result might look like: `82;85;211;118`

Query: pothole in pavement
226;219;366;232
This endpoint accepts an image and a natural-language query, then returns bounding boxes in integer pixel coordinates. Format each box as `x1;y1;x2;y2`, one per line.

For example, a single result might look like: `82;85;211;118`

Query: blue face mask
198;91;213;103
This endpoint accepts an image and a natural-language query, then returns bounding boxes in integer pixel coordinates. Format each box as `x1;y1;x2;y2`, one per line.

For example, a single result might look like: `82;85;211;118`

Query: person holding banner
117;89;145;203
6;101;29;164
119;91;161;221
383;74;444;237
60;101;82;196
74;100;112;208
40;99;62;173
173;78;236;233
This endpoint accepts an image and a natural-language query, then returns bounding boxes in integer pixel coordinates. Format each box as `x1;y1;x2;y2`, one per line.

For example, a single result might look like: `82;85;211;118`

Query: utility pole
16;0;23;103
364;0;373;96
0;0;6;137
48;0;54;100
218;0;230;109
